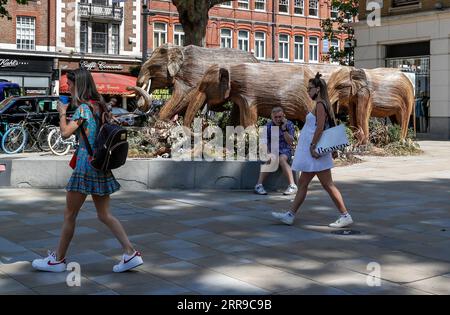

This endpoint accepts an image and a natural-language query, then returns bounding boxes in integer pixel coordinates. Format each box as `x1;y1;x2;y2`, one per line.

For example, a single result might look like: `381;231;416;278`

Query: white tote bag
315;124;349;155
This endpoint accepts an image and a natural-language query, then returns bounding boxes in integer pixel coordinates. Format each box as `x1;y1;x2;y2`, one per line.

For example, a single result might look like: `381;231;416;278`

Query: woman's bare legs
92;194;135;255
316;169;348;214
289;171;316;215
56;191;87;261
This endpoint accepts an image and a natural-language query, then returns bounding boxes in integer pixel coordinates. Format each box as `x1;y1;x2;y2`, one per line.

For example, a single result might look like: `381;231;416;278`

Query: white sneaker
329;214;354;228
113;251;143;273
254;184;267;195
32;251;66;272
271;211;295;225
283;184;298;195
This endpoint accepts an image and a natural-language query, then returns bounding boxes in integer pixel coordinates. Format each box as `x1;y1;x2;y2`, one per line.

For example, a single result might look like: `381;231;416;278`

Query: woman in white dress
272;72;353;228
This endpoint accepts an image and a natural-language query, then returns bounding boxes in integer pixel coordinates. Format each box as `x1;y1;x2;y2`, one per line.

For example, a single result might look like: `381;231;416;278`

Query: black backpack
80;106;128;172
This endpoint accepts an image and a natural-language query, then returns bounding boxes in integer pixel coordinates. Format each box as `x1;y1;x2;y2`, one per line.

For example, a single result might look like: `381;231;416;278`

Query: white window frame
255;0;266;11
278;34;289;62
220;28;233;48
238;30;249;52
173;24;185;46
16;16;36;50
153;22;167;49
254;31;266;60
220;1;233;8
330;38;340;64
331;5;339;20
309;36;319;63
294;0;304;16
309;0;319;17
111;24;120;55
294;35;304;62
238;0;249;10
279;0;289;14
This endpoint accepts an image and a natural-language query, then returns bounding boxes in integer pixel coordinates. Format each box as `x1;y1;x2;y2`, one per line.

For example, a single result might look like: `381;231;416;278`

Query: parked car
0;80;21;102
111;107;147;127
0;95;76;125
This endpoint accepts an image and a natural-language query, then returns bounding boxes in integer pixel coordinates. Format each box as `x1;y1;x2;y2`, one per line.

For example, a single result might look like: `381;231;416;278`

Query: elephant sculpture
182;63;315;127
132;44;258;120
328;67;414;144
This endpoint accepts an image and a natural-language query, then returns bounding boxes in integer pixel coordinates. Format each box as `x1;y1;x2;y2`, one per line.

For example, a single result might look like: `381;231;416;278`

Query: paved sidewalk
0;141;449;295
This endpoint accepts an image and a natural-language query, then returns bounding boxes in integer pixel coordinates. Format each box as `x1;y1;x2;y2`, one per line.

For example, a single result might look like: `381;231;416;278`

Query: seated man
255;106;298;195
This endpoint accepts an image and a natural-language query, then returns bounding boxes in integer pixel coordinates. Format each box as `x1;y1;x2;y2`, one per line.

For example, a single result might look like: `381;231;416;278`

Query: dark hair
66;69;110;121
309;72;336;122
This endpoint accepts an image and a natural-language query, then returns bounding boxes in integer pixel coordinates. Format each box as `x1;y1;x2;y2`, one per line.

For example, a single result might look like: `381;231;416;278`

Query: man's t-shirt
265;120;295;157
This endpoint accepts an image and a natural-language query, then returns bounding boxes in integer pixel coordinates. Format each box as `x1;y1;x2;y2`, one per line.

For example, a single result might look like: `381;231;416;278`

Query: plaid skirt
66;150;120;196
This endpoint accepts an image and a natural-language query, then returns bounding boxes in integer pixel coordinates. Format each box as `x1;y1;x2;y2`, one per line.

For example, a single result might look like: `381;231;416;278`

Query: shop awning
59;72;137;96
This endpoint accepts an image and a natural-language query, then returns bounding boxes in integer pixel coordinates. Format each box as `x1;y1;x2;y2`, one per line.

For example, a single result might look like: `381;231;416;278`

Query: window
279;0;289;14
92;22;108;54
331;6;339;19
392;0;420;8
330;39;339;64
153;22;167;49
278;34;289;61
255;0;266;11
80;21;88;53
238;30;249;52
111;24;119;54
294;35;304;62
238;0;249;10
309;0;318;16
16;16;35;50
220;1;232;7
174;24;185;46
220;29;232;48
309;36;319;63
92;0;108;5
294;0;304;15
254;32;265;59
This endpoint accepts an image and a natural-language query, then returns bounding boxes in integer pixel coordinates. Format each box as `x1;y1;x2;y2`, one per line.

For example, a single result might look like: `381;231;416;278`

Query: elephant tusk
146;79;151;94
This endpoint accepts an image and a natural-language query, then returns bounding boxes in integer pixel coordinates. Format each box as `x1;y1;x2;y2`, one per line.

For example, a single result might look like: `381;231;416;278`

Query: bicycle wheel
47;128;72;156
1;126;28;154
37;126;56;151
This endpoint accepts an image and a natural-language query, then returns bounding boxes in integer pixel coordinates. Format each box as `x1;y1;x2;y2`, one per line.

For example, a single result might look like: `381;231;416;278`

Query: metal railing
78;3;123;21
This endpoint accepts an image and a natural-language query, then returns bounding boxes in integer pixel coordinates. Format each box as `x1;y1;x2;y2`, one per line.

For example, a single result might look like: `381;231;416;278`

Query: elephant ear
167;47;184;77
219;68;230;99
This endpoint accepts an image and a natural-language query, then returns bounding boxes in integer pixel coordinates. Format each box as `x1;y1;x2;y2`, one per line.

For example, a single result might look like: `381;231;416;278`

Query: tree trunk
172;0;229;47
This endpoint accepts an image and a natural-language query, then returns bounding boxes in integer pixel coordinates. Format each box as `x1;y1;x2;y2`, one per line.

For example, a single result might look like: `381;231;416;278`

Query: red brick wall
147;0;344;62
0;0;52;47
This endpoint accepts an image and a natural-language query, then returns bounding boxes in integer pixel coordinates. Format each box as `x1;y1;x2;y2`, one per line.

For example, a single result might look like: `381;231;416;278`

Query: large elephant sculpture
328;67;414;144
182;63;315;127
132;44;258;120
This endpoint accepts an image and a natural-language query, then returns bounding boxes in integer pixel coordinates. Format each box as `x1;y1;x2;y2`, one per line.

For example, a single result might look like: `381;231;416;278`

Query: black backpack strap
80;121;94;157
317;101;336;129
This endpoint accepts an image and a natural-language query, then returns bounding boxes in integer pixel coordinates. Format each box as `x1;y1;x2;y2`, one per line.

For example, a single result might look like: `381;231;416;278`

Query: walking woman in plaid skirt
32;69;143;273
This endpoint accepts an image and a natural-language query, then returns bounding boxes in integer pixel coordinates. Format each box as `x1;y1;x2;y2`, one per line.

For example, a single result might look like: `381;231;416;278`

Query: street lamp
344;38;355;66
142;0;156;64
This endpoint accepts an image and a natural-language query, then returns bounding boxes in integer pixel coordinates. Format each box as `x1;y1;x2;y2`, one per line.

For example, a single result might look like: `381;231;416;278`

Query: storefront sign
0;56;52;73
80;61;124;71
0;59;28;68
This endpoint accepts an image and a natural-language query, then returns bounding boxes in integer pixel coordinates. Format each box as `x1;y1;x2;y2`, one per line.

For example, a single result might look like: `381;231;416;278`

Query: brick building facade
0;0;141;98
147;0;344;63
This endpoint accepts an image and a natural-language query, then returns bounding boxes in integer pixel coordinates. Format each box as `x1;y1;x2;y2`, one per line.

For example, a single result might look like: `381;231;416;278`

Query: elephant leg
159;87;187;120
355;90;371;145
183;88;207;127
240;105;258;128
230;103;240;127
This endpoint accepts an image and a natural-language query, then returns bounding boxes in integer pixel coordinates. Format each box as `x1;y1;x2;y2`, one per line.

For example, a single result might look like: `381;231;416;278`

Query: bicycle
47;127;77;156
1;109;56;154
